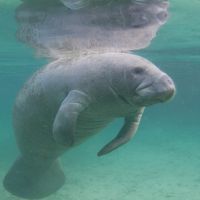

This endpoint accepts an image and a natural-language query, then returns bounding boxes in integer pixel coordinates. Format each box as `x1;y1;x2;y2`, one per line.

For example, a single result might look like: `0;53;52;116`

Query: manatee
3;53;175;199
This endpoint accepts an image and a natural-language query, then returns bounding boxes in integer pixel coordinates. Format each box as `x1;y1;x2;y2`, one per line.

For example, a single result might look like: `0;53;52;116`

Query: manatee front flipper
53;90;90;146
98;107;145;156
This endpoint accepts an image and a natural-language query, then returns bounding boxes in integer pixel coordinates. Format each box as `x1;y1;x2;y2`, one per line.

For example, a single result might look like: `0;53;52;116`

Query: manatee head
115;55;176;107
132;70;175;106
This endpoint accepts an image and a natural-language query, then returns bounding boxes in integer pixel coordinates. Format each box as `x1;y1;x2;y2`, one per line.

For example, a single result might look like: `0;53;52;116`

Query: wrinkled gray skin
4;53;175;199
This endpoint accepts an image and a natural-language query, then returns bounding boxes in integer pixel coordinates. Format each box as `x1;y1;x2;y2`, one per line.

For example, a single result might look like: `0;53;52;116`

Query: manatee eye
133;67;144;74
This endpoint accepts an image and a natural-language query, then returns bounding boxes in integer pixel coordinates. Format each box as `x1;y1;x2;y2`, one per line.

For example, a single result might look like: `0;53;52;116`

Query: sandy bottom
1;121;200;200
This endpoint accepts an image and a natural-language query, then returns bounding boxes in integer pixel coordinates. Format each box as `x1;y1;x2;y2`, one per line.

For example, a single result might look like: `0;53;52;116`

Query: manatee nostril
161;74;174;86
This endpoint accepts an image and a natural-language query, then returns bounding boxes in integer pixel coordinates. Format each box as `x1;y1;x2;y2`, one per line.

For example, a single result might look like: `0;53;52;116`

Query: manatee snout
134;73;176;106
156;74;176;102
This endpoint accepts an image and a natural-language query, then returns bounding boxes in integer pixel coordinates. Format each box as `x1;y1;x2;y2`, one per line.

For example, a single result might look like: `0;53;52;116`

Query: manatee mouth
134;89;175;106
133;75;175;106
133;92;165;107
133;81;154;106
135;80;153;93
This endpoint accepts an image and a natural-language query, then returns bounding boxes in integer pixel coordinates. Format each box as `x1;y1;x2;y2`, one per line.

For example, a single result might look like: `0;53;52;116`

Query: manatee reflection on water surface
16;0;169;59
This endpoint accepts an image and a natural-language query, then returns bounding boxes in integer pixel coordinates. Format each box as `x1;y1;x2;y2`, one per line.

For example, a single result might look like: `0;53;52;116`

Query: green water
1;0;200;199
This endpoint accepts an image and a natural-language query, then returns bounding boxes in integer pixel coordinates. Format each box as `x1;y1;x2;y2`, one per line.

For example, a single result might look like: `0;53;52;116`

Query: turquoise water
1;0;200;199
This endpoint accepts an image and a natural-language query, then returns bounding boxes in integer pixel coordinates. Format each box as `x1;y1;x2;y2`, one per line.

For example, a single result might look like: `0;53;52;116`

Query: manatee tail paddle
3;156;65;199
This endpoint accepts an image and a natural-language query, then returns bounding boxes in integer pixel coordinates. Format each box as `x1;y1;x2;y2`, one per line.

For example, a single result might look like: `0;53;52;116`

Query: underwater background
1;0;200;199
